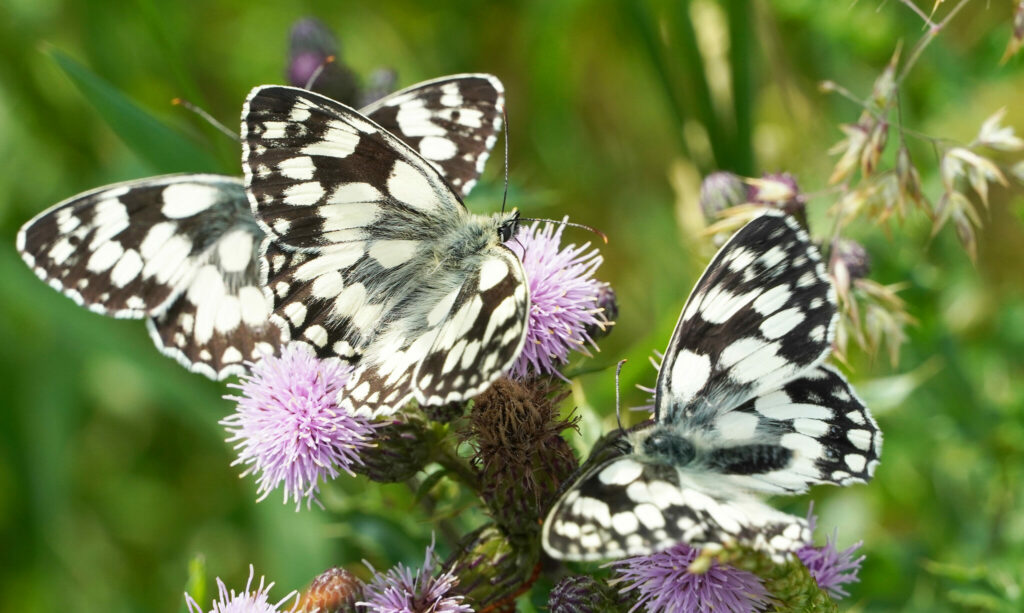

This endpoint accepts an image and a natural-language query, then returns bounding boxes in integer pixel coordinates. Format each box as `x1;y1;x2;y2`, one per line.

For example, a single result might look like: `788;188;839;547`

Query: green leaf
48;48;222;174
180;556;207;613
414;468;450;504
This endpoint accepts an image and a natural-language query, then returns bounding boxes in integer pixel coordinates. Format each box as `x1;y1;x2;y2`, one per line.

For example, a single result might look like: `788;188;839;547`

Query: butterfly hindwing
656;210;836;423
17;174;278;379
362;73;504;198
541;451;810;562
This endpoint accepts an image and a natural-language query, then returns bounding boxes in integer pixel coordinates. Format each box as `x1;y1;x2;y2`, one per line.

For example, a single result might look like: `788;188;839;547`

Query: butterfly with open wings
542;210;882;562
17;74;507;381
242;78;529;418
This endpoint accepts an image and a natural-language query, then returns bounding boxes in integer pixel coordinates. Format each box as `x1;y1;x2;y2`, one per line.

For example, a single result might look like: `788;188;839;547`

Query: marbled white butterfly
542;210;881;561
17;74;505;380
242;76;529;418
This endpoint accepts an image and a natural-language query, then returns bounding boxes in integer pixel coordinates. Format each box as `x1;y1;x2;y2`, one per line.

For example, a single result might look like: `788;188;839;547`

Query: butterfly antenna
615;359;628;433
304;55;336;91
500;104;510;214
517;217;609;244
171;98;239;142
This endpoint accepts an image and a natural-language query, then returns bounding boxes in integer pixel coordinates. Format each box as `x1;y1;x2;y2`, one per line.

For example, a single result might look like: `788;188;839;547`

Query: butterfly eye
498;216;519;243
642;432;696;466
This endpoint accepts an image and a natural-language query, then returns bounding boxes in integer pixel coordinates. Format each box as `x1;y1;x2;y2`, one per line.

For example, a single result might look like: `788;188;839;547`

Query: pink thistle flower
185;566;297;613
359;540;472;613
506;218;611;380
611;543;772;613
797;511;865;599
222;343;377;509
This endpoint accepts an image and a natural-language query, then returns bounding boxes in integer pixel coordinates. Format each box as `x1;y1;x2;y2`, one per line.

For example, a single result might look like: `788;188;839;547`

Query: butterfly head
497;208;520;243
634;426;697;467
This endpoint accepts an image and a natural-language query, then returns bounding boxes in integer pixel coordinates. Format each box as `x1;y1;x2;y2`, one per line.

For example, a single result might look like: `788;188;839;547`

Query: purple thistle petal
611;543;772;613
506;218;610;380
359;540;473;613
222;343;377;509
185;566;297;613
797;511;865;600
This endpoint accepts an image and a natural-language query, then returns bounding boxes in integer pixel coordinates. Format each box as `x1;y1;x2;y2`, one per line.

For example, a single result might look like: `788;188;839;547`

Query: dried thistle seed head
299;567;363;613
354;417;430;483
468;378;578;536
699;171;747;220
445;524;537;611
548;575;621;613
286;17;360;105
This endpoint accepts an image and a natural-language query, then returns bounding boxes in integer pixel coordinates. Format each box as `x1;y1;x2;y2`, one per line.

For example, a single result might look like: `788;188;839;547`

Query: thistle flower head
359;540;472;613
222;343;377;509
797;512;865;600
185;566;297;613
611;543;772;613
506;218;610;379
747;172;805;217
286;17;359;105
699;171;747;220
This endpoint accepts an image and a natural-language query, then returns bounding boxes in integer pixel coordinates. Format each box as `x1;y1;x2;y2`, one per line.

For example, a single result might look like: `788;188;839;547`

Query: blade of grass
726;0;754;175
48;48;222;174
667;0;731;170
619;0;692;159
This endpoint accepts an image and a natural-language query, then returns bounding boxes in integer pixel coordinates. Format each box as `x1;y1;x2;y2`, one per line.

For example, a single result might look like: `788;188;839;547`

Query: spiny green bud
548;575;621;613
444;523;539;612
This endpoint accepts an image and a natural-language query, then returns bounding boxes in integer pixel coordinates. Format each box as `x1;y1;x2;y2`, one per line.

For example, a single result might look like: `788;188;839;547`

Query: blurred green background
1;1;1022;611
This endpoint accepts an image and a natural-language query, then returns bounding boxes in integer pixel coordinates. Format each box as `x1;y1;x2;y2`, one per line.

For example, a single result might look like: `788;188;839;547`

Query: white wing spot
162;184;221;218
388;160;438;211
668;350;712;404
478;258;509;291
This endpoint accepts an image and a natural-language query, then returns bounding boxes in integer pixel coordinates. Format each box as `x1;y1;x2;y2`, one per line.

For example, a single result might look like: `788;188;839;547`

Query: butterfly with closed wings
242;78;529;418
17;74;507;381
542;209;881;562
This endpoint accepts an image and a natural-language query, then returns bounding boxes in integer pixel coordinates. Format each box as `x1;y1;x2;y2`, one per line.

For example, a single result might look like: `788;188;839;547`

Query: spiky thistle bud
445;524;538;612
548;575;620;613
298;567;363;613
466;378;578;540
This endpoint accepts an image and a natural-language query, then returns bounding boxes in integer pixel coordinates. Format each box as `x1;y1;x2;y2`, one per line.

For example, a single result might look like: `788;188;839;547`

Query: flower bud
548;575;620;613
359;68;399;107
354;418;430;483
467;378;578;540
299;567;363;613
699;171;746;220
445;524;536;611
748;172;805;220
584;283;617;341
286;18;359;105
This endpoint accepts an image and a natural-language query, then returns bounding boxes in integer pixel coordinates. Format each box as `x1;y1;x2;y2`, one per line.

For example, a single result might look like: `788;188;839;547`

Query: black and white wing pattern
360;74;504;197
17;175;280;379
243;84;528;418
16;75;505;380
542;210;882;562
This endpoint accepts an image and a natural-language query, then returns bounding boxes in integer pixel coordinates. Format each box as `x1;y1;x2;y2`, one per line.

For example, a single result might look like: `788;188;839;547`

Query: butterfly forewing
17;175;278;379
361;74;504;198
655;210;836;423
243;85;465;250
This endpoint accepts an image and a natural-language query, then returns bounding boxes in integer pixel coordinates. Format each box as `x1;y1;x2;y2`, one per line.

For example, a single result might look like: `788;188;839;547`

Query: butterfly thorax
633;426;697;467
431;211;518;268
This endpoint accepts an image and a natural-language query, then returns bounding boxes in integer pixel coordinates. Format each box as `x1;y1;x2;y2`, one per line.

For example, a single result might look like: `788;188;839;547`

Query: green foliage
0;1;1022;611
